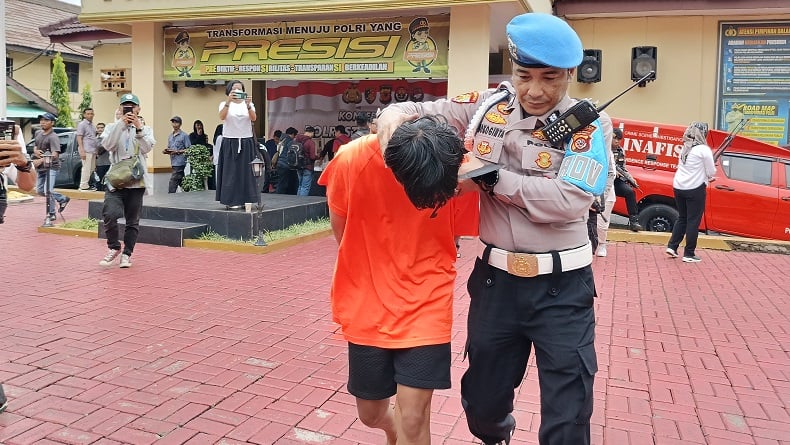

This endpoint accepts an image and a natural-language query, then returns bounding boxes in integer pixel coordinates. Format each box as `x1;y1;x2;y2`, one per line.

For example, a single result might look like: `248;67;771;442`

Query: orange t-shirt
318;135;458;348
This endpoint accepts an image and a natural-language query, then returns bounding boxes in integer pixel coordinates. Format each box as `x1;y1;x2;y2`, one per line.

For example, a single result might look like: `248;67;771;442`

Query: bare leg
357;397;397;445
394;384;434;445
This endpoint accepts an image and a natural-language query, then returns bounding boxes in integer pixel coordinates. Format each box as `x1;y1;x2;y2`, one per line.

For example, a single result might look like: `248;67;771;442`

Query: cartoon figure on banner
394;86;409;102
404;17;437;74
342;83;362;104
410;87;424;102
365;88;378;104
724;102;745;132
172;31;196;78
379;85;393;104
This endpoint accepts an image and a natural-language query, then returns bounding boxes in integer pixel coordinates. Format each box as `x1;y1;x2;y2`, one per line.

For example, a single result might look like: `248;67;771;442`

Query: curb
7;185;103;201
184;229;333;254
606;229;733;251
37;226;98;238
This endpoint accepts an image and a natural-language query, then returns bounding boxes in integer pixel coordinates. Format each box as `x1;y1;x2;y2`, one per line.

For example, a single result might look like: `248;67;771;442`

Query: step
98;218;208;247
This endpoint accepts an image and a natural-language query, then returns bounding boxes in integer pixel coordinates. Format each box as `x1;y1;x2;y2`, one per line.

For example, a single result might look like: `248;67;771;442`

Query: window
721;155;772;185
785;163;790;190
5;58;12;78
64;61;79;93
50;60;80;92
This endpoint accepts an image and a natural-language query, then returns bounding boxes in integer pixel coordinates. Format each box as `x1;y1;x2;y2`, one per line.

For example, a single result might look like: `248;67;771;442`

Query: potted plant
181;144;213;191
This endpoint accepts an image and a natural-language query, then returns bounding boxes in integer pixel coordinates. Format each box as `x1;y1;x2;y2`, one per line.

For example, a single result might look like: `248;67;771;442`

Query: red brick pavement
1;196;789;444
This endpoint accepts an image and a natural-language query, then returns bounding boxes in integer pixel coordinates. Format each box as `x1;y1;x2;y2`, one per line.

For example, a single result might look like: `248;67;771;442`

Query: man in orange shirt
318;116;465;445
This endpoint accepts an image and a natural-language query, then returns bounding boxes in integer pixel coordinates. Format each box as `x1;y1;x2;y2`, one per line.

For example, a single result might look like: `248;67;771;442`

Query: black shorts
347;342;452;400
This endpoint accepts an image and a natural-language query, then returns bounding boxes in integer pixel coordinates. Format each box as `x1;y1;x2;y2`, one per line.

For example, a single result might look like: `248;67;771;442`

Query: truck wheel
638;204;678;232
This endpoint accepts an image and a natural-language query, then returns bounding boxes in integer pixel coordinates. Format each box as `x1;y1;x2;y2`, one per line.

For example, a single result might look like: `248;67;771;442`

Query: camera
233;91;247;100
0;119;16;141
122;105;134;115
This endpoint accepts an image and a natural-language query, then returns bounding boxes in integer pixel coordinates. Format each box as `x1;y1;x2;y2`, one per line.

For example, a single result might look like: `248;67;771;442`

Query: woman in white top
216;80;259;209
665;121;716;263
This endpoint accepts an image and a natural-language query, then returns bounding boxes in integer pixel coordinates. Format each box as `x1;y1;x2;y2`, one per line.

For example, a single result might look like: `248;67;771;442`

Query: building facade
5;0;93;136
73;0;790;193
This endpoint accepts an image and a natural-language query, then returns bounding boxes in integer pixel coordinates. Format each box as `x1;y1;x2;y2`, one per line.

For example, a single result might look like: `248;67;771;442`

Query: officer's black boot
629;215;643;232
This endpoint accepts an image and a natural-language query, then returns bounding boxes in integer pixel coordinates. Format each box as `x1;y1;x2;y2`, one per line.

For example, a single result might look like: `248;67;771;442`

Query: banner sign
266;79;447;146
164;15;449;81
717;21;790;146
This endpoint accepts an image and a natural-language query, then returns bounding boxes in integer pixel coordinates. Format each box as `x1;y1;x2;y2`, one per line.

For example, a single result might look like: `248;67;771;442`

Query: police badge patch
452;91;479;104
569;125;596;153
484;111;506;125
535;152;552;169
476;141;492;155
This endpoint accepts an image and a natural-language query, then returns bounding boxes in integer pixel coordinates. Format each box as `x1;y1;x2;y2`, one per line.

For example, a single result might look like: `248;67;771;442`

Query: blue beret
506;13;583;69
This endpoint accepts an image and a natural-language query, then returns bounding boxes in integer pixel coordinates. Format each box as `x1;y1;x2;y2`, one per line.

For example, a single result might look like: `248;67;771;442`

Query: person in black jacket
612;128;643;231
274;127;298;194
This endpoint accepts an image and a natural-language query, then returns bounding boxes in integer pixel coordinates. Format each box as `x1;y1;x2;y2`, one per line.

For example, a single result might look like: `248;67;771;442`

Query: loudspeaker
577;49;602;83
631;46;657;85
184;80;205;88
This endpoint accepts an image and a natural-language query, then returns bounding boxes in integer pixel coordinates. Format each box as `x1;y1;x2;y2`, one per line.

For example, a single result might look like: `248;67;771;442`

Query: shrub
181;144;213;192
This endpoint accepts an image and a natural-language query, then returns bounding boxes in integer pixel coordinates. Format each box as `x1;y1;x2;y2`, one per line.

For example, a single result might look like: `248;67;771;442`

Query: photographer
0;123;36;224
98;93;154;268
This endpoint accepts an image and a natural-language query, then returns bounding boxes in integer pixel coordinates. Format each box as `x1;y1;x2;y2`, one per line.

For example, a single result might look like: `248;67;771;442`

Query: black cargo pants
461;255;597;445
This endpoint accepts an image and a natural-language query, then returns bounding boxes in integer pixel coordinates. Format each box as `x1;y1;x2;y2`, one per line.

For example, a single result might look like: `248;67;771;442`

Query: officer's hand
376;109;419;155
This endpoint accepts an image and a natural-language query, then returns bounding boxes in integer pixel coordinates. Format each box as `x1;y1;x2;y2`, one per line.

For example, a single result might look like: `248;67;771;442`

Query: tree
50;53;74;128
78;83;92;119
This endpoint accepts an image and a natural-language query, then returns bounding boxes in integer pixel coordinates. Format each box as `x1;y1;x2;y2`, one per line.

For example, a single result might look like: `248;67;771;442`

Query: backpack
285;139;306;170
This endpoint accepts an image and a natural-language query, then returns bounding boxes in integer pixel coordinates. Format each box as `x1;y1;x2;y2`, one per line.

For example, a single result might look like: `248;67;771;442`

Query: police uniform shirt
388;82;613;253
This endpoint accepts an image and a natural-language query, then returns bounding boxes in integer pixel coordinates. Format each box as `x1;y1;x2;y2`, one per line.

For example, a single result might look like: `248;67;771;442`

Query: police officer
612;128;643;231
376;13;612;445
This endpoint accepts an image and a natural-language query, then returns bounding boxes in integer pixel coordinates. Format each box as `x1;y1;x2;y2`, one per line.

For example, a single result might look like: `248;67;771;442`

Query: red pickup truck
610;119;790;241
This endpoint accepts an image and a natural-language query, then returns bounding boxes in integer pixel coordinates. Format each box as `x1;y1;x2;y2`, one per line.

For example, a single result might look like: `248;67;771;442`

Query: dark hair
225;80;245;96
273;130;282;138
285;127;298;136
612;128;623;139
193;119;204;133
334;125;346;134
83;107;93;113
355;114;368;125
384;115;465;211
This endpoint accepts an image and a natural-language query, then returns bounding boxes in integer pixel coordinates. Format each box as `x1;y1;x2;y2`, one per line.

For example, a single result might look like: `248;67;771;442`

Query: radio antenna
597;71;655;112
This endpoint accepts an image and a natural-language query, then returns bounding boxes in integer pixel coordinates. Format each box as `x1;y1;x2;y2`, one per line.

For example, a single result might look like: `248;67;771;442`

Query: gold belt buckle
506;252;539;278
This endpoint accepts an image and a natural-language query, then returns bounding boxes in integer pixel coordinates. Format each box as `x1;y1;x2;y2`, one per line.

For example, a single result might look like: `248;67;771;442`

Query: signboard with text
717;21;790;146
164;15;449;81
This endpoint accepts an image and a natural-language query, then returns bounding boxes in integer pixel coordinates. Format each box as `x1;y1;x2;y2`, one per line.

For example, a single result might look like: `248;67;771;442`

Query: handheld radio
539;71;655;146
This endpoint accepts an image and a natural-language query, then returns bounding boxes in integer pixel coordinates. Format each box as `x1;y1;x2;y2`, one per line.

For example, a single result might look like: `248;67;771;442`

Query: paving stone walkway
0;197;788;444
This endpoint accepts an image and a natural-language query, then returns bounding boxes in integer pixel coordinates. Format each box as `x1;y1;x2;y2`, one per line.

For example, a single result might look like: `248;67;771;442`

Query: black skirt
216;137;259;206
